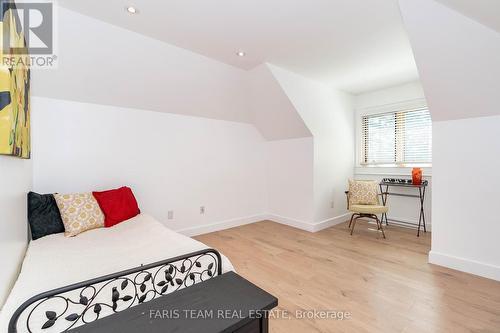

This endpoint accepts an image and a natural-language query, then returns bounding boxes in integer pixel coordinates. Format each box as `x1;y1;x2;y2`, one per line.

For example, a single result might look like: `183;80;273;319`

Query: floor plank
195;220;500;333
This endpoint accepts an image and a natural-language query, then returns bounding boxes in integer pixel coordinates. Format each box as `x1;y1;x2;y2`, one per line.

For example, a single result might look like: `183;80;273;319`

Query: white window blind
361;107;432;165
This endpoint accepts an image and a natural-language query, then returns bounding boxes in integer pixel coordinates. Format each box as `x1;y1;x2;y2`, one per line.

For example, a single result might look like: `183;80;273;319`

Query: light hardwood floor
196;220;500;333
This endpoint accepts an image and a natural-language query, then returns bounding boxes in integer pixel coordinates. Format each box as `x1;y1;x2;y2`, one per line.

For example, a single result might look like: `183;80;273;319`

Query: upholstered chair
345;180;388;238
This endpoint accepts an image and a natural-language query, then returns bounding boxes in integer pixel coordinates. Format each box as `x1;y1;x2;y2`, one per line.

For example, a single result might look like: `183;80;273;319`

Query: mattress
0;214;234;332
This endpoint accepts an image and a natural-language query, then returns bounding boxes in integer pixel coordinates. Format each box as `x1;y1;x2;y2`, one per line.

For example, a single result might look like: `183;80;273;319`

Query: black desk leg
417;187;427;237
421;186;426;233
385;185;389;225
379;184;389;226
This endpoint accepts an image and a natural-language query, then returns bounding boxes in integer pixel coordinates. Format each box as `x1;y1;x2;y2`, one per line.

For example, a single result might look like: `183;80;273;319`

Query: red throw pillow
92;187;140;227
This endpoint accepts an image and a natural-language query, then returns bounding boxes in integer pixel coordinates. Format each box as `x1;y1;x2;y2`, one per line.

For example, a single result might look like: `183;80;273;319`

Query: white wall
400;0;500;280
312;90;355;224
268;65;355;226
266;137;315;228
431;116;500;280
31;97;267;236
354;81;425;110
353;81;432;229
0;157;32;308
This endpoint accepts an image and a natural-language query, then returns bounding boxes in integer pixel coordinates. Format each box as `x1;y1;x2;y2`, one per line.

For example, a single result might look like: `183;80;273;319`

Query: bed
0;214;234;332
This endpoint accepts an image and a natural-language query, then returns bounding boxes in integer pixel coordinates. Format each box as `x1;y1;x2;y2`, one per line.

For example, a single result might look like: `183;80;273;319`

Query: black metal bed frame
8;249;223;333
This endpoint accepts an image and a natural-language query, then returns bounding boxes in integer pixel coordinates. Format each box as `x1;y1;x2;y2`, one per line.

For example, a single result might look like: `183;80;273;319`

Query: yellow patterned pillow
348;180;379;205
54;192;105;237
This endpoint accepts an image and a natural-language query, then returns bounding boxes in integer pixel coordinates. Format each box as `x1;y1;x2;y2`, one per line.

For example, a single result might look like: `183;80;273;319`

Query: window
361;107;432;165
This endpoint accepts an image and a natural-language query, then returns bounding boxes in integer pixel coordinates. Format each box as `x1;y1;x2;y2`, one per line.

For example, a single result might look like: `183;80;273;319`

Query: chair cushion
349;204;388;214
348;179;379;205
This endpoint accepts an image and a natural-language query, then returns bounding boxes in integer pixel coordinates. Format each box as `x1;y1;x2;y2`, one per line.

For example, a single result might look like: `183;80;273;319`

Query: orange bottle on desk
412;168;422;185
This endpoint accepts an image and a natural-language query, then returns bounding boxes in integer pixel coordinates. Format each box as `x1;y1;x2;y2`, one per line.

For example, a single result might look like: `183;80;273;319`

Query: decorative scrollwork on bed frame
8;249;223;333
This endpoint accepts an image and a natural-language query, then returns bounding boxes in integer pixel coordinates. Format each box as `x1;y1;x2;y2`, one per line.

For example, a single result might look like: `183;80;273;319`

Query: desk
70;271;278;333
379;179;428;237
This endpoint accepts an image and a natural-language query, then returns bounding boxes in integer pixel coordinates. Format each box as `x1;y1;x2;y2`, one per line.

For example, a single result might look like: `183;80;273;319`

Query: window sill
355;166;432;177
359;163;432;168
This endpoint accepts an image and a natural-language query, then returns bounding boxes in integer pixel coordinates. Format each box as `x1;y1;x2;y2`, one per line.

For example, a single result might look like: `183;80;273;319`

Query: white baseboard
265;213;351;233
177;212;352;237
384;216;432;231
264;214;316;232
429;250;500;282
176;214;267;237
313;213;351;232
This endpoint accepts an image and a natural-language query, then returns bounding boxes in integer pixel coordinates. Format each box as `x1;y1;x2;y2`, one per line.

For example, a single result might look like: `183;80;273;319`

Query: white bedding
0;214;234;332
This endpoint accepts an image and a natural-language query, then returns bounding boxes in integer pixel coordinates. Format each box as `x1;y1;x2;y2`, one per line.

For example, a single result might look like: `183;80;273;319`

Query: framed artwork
0;0;31;159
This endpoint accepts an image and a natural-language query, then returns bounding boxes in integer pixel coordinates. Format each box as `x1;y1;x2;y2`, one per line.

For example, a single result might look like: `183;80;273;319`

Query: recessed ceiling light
126;6;138;14
236;51;246;57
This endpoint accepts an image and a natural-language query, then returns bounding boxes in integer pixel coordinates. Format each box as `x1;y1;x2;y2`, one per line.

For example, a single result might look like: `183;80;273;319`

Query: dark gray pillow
28;192;65;240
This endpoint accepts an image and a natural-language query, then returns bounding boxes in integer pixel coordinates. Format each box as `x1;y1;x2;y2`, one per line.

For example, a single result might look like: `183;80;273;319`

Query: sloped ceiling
33;7;252;123
399;0;500;121
435;0;500;33
248;64;311;140
56;0;418;94
33;7;313;140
